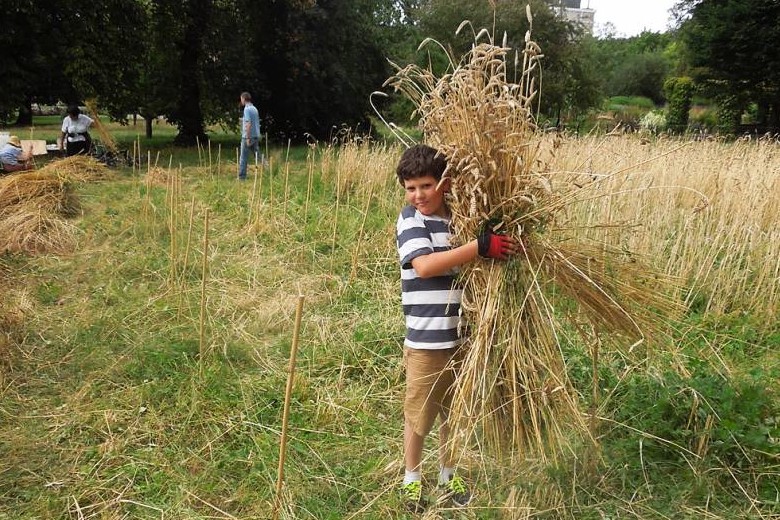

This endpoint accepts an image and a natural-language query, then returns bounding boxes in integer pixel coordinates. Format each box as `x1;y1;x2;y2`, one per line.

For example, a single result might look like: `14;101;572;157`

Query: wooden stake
272;295;305;520
182;194;197;281
178;194;197;318
168;168;176;283
304;151;314;222
198;209;210;370
269;156;274;206
283;140;292;216
208;139;213;178
330;168;341;272
249;151;261;228
217;143;222;177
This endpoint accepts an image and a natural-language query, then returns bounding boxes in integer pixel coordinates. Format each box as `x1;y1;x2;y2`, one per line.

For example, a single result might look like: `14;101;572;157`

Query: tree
413;0;602;125
248;0;391;139
677;0;780;131
609;53;669;105
0;2;71;124
0;0;147;125
591;31;674;105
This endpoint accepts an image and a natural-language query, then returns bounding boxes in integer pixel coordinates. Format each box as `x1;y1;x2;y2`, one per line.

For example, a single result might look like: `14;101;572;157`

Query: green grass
0;137;778;519
606;96;657;111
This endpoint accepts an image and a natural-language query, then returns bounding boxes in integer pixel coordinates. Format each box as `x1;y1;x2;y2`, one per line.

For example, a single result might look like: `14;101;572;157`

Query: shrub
640;110;667;134
664;76;694;134
610;366;779;468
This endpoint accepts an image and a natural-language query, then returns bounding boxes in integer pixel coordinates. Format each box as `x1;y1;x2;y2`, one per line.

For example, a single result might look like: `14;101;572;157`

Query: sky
585;0;678;37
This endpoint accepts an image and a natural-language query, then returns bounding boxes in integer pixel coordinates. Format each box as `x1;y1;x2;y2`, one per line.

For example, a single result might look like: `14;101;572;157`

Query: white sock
439;466;455;485
403;470;421;486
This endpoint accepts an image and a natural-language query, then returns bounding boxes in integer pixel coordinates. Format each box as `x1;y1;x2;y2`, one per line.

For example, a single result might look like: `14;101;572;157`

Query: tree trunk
15;97;33;126
770;100;780;133
146;116;153;139
173;1;210;147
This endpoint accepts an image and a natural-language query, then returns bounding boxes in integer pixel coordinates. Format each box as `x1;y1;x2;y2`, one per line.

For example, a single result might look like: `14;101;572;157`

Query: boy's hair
396;144;447;186
67;105;81;118
240;92;252;102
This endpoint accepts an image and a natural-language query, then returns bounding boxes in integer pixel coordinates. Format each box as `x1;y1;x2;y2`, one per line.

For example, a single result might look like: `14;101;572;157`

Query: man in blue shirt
238;92;261;180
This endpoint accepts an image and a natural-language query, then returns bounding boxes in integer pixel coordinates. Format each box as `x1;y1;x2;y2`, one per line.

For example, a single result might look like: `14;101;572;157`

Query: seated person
0;136;33;173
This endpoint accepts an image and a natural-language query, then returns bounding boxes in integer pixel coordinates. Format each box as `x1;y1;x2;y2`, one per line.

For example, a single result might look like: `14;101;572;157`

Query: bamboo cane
198;209;210;371
178;194;197;319
272;295;305;520
304;150;314;223
249;151;260;228
208;139;213;178
330;168;341;272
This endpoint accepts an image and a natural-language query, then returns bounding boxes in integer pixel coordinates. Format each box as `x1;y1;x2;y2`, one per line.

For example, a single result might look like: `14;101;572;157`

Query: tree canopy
412;0;601;123
4;0;779;140
676;0;780;129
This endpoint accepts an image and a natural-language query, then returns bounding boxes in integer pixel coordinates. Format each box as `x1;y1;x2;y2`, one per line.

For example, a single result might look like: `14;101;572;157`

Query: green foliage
664;76;694;133
717;94;743;135
689;104;719;133
611;366;779;466
248;0;391;140
416;0;602;123
607;96;656;110
610;53;670;105
591;31;675;106
605;96;655;129
679;0;780;132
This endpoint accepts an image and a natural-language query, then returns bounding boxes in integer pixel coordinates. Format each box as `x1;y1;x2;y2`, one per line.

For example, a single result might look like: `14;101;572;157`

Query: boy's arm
411;240;479;279
411;232;519;279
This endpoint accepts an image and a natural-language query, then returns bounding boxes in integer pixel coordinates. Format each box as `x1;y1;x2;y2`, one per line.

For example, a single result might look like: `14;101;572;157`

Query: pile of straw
386;15;680;457
37;154;111;183
0;156;108;254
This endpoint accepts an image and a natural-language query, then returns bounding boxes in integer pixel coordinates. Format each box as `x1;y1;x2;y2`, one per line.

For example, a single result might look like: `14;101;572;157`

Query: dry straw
0;156;108;254
85;99;118;154
386;12;680;458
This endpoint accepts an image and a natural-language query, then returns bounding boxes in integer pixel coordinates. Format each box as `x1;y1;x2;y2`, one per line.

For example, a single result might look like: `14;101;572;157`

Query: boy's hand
477;231;518;260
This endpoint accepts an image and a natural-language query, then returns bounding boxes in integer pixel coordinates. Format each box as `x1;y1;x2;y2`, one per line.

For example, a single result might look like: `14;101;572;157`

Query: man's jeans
238;137;259;179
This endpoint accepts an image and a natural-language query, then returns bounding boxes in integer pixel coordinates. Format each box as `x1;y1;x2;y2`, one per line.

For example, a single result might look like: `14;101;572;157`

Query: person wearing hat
0;136;33;173
59;105;94;156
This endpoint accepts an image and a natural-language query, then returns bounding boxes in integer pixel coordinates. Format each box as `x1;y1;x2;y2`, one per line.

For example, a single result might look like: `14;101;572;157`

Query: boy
395;144;518;512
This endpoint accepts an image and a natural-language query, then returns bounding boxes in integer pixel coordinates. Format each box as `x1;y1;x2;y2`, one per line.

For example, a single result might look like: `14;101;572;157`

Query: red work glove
477;231;514;260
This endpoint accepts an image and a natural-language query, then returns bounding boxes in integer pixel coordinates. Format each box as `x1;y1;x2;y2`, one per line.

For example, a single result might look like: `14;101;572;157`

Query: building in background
548;0;596;34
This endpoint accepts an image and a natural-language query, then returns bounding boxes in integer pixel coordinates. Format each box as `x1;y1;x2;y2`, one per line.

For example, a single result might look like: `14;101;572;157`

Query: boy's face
403;174;450;218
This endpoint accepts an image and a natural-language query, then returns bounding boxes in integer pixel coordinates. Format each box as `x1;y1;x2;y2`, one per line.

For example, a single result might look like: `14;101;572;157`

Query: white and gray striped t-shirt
396;205;463;350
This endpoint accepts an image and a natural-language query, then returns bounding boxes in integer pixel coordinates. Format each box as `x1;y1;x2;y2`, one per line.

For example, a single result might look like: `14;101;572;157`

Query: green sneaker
440;475;472;507
401;480;425;513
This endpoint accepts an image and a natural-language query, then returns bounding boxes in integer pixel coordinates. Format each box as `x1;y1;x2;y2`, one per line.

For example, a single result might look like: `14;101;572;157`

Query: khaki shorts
404;346;462;437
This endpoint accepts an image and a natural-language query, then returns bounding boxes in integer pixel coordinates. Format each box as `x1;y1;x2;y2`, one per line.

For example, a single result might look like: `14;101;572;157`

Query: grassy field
1;123;779;519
